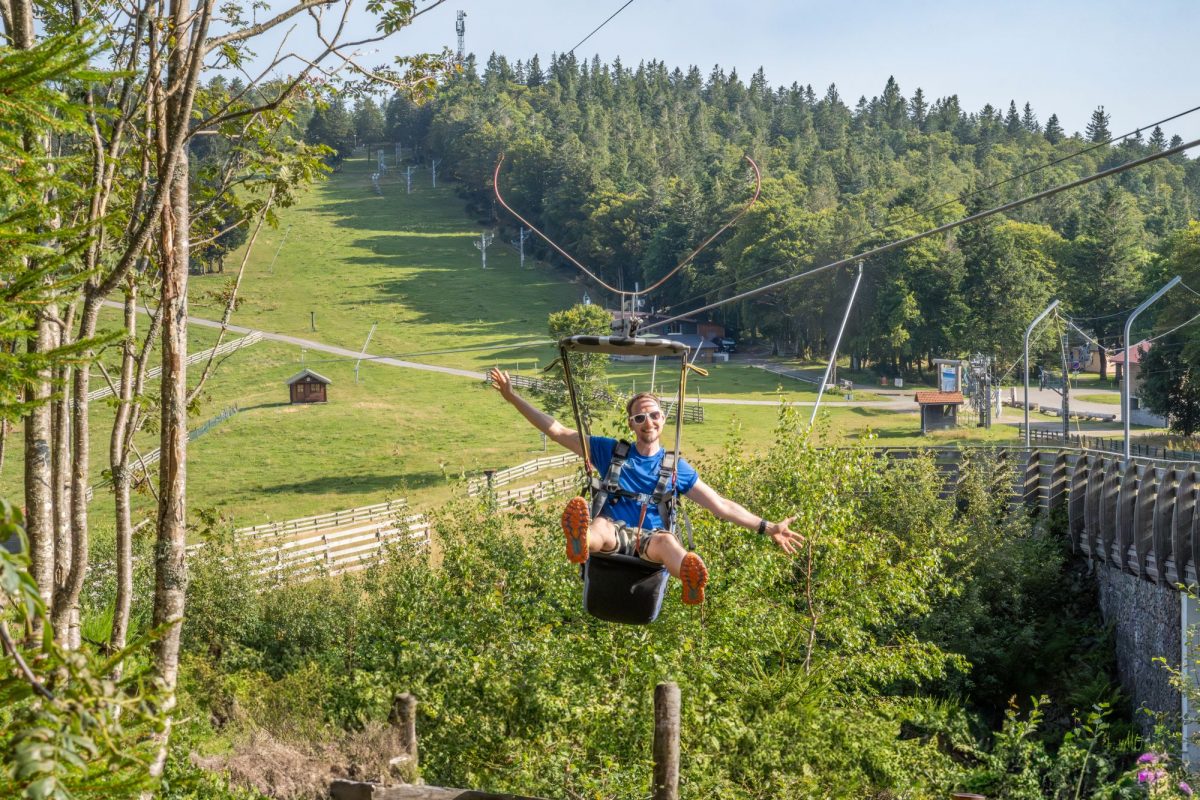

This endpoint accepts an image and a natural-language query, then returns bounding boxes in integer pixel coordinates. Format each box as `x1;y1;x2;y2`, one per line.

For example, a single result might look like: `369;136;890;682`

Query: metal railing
1018;426;1199;463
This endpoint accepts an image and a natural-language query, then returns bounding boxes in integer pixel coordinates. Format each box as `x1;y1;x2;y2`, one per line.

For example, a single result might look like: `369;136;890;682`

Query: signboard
940;364;957;393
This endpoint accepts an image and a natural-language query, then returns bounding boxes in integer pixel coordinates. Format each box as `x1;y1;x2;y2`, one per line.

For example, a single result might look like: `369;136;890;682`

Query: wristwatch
757;518;768;536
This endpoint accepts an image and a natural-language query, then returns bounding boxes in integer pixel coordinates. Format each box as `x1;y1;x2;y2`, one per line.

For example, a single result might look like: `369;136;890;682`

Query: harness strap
590;440;631;520
590;440;681;534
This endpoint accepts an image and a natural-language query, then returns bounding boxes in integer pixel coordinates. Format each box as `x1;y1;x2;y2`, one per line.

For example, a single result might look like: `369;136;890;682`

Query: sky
320;0;1200;145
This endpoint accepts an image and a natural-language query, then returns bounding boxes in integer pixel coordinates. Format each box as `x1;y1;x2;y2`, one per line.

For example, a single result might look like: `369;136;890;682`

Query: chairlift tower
405;165;415;194
968;353;993;429
515;226;529;268
431;158;441;187
377;151;387;174
475;230;495;269
456;11;466;64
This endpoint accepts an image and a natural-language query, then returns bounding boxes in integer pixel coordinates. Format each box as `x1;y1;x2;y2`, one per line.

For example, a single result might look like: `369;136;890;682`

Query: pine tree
909;87;928;130
1085;105;1111;143
1004;100;1022;136
1043;113;1064;144
1148;125;1167;152
526;54;544;87
1021;102;1039;133
881;75;907;128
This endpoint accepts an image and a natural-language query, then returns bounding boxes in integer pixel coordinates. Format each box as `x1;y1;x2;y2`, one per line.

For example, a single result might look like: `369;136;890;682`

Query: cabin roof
285;368;333;386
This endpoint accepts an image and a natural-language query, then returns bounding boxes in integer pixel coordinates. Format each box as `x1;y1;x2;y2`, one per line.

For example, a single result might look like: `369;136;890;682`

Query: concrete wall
1095;563;1181;732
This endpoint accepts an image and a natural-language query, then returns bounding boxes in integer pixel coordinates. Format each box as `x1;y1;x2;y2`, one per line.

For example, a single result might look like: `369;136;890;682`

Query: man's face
627;398;664;445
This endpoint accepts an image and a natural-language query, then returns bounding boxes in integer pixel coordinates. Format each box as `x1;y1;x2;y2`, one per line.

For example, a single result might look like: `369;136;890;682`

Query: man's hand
488;366;515;401
767;516;805;555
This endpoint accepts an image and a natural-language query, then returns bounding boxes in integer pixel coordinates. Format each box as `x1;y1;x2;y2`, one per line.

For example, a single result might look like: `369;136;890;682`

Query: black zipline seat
559;335;695;625
582;552;671;625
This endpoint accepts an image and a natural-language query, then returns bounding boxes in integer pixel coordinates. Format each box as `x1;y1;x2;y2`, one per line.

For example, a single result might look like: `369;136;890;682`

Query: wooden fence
247;513;431;585
230;497;410;543
466;453;580;495
493;474;579;509
87;331;263;402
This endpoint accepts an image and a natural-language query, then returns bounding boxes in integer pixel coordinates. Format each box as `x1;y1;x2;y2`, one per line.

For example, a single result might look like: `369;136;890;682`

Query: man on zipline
489;367;803;606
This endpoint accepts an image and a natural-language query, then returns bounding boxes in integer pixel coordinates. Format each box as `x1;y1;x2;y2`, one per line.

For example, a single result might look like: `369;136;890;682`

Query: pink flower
1139;770;1152;783
1139;752;1161;764
1179;781;1193;796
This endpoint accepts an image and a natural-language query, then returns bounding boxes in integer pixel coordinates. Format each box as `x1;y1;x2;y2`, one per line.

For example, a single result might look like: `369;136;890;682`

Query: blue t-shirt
588;436;699;530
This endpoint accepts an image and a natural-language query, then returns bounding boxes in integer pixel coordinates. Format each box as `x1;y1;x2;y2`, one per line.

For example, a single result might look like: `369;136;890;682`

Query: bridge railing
1018;425;1199;463
904;444;1200;591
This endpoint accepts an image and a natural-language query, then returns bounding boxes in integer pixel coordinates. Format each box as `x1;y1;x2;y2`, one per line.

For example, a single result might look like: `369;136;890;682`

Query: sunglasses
628;410;664;424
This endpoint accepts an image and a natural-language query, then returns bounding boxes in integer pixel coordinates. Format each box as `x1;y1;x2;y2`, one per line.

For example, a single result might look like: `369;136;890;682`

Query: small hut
286;368;332;404
914;390;964;434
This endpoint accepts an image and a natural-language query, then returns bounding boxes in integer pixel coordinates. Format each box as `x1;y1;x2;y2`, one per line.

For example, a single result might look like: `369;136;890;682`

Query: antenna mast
456;11;467;63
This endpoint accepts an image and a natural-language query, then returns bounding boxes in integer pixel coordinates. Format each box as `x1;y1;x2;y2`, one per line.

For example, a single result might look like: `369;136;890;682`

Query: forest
310;53;1200;396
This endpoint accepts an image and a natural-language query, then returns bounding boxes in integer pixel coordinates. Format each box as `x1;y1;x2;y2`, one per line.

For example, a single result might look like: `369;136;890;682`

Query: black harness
589;440;679;533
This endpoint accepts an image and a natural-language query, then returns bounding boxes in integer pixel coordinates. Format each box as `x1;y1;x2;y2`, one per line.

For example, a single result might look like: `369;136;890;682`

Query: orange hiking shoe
680;552;708;606
560;496;591;564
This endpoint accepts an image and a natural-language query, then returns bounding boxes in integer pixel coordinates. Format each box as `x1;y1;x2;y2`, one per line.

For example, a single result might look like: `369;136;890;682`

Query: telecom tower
456;11;466;64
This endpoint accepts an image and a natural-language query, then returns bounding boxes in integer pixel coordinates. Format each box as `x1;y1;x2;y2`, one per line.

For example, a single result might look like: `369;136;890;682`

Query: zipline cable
662;103;1200;315
568;0;638;55
640;135;1200;334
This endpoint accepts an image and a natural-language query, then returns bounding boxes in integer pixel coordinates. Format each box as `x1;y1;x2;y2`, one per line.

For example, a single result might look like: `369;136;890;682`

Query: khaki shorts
604;519;679;563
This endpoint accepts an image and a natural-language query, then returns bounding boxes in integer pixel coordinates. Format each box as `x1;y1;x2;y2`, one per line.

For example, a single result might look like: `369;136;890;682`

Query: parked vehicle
712;336;736;353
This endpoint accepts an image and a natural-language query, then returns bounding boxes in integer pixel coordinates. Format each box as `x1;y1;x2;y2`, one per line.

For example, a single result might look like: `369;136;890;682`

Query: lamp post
1123;276;1181;459
1024;299;1059;447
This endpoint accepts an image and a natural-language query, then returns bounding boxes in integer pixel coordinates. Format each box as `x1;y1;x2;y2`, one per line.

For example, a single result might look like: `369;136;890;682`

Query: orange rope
493;154;762;298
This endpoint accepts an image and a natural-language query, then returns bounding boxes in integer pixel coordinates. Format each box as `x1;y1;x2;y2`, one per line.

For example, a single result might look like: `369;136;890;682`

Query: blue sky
348;0;1200;144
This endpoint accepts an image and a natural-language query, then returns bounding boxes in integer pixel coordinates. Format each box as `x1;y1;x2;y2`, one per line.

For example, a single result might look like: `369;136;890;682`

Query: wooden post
652;682;681;800
389;693;419;784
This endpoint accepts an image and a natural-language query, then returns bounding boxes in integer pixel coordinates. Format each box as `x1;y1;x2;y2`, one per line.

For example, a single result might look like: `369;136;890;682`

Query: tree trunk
54;297;106;644
24;314;57;623
110;282;141;667
1099;348;1109;381
12;0;56;628
50;323;74;644
148;30;196;774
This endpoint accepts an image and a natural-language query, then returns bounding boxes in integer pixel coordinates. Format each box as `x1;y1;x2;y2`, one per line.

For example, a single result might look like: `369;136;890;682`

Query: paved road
110;305;1160;423
104;301;480;380
109;302;921;407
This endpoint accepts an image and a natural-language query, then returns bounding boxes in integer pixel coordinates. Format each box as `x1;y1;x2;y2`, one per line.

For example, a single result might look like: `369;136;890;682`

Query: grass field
188;155;577;373
1075;393;1122;405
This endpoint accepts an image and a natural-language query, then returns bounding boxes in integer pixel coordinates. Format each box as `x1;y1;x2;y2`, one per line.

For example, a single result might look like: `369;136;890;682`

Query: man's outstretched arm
684;479;804;555
488;367;585;459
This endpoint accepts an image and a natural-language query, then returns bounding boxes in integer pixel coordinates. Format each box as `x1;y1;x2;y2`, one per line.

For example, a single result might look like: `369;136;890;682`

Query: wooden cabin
914;390;964;434
286;368;331;404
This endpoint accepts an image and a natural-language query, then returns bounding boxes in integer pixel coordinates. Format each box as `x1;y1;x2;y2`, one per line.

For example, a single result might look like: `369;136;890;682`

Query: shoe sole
680;552;708;606
561;496;590;564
